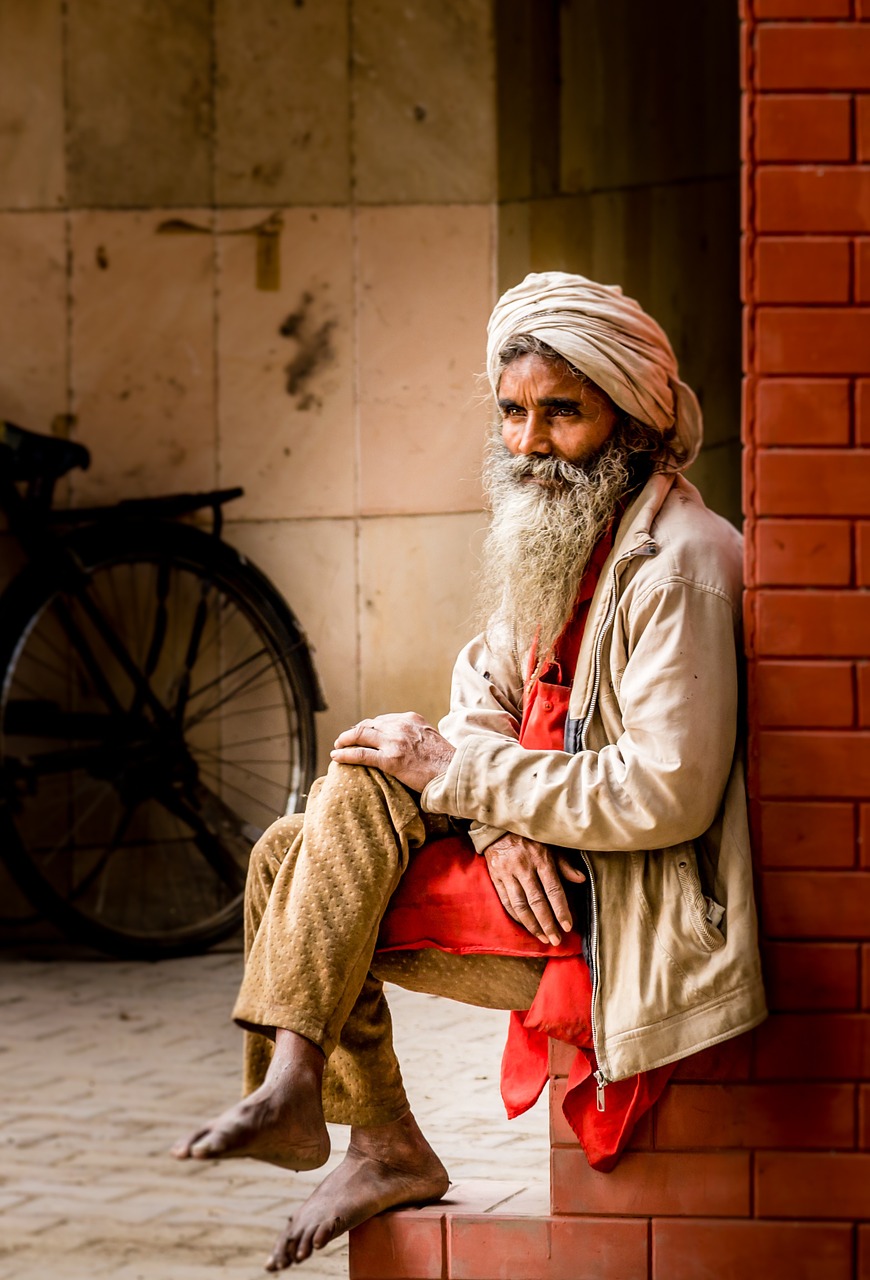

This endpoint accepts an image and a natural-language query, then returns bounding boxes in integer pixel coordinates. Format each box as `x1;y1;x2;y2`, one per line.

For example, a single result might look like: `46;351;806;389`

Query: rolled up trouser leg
234;761;426;1060
240;812;304;1096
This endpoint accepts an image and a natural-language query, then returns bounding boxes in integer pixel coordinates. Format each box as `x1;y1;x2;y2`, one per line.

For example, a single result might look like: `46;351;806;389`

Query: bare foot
265;1112;449;1270
170;1029;330;1172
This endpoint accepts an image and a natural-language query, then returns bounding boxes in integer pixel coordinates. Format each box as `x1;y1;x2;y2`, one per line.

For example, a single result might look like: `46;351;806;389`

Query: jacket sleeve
421;579;739;852
428;633;525;851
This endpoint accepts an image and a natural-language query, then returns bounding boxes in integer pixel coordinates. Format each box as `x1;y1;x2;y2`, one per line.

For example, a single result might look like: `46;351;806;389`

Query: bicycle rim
0;524;316;958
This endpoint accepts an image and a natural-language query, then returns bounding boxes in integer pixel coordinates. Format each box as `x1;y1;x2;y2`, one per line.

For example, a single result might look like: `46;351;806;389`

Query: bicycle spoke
63;803;138;904
196;762;287;812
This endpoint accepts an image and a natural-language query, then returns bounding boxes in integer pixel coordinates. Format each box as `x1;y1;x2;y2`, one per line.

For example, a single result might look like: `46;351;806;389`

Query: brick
859;522;870;581
755;1012;870;1078
864;944;870;1006
757;0;852;12
758;306;870;372
653;1219;853;1280
757;97;852;163
350;1211;444;1279
448;1215;649;1280
757;450;870;515
758;728;870;793
756;378;851;446
862;803;870;866
758;168;870;233
756;1152;870;1217
756;659;854;726
857;239;870;301
858;95;870;161
861;1083;870;1146
757;596;870;657
859;662;870;724
548;1039;576;1077
758;799;856;866
762;870;870;937
757;236;851;302
762;940;860;1008
670;1035;753;1081
858;381;870;444
758;24;870;89
549;1078;654;1148
550;1149;749;1217
654;1082;854;1148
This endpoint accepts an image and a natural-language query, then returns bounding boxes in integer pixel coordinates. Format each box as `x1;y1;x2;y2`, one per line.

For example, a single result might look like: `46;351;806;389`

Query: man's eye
502;406;525;418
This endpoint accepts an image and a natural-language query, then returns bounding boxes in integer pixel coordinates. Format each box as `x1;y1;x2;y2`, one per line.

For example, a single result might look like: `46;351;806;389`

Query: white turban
486;271;703;470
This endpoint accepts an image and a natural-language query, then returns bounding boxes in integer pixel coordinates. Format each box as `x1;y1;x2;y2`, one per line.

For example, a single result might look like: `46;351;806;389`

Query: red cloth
375;529;675;1171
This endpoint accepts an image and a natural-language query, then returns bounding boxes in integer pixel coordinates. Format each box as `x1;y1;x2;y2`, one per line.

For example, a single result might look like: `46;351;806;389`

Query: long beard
477;432;636;668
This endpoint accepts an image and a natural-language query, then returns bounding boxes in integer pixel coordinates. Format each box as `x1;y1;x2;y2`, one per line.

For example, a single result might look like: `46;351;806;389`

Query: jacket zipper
578;537;658;1108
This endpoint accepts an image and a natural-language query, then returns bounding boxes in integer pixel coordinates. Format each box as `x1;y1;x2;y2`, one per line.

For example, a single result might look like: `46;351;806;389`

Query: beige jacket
422;472;767;1091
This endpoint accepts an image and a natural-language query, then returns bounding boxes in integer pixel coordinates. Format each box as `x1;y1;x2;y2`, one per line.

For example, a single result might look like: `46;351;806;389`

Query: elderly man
173;273;766;1270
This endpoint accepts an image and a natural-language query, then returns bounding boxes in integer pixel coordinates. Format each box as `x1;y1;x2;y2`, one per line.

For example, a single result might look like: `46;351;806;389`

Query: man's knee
248;812;305;884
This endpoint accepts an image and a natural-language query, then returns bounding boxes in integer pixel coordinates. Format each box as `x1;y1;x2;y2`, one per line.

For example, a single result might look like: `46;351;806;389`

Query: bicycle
0;420;324;960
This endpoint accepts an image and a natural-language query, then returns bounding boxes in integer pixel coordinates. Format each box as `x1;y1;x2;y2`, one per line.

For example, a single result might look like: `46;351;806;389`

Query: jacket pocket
674;843;726;952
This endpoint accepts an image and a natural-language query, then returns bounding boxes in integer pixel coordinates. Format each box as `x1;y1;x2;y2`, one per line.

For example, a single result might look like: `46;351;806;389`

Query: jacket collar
610;471;676;560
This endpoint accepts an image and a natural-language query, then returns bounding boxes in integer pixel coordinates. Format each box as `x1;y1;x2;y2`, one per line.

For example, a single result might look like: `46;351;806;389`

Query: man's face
497;353;619;469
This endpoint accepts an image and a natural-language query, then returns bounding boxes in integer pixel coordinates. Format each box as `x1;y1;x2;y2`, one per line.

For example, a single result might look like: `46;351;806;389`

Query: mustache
490;445;601;492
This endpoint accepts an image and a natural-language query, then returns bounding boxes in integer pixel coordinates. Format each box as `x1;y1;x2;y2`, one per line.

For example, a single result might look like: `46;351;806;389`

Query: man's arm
421;580;740;852
436;632;524;852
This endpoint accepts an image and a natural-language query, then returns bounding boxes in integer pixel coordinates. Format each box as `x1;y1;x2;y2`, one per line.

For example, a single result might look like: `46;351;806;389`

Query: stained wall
0;0;498;778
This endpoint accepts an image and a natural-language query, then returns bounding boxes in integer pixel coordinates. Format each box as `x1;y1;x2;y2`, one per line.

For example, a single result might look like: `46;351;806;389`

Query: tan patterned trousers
233;761;545;1127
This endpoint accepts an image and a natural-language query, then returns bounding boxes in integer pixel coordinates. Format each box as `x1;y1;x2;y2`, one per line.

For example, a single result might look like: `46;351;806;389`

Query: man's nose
513;412;552;456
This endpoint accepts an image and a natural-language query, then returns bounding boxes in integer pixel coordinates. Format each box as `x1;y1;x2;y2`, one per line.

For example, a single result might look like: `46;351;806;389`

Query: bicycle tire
0;520;318;959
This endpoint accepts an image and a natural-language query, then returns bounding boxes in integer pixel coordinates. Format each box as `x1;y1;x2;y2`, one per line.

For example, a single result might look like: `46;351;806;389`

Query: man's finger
329;746;381;766
538;869;573;932
507;877;561;945
488;870;522;925
555;853;586;885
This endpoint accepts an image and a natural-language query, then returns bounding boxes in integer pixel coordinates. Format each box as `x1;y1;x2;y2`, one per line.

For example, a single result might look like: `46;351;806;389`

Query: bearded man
173;272;766;1270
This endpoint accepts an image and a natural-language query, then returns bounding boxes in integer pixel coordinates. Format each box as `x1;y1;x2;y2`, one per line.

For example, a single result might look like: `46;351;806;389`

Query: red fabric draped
375;528;675;1170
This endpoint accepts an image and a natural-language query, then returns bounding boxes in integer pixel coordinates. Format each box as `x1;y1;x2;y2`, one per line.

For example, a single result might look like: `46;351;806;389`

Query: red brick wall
740;0;869;1272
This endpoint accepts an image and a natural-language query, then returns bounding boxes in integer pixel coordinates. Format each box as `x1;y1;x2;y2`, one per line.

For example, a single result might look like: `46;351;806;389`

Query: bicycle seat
0;421;90;480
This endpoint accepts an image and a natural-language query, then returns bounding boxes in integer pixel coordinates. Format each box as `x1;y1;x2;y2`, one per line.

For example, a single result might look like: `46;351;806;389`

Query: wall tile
352;0;496;204
215;0;350;206
357;205;493;517
0;0;65;209
0;213;67;432
224;517;357;776
70;210;215;502
217;207;354;519
358;512;486;729
66;0;211;207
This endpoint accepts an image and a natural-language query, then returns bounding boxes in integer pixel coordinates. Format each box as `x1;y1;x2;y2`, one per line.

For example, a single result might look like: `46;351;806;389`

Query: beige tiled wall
0;0;499;781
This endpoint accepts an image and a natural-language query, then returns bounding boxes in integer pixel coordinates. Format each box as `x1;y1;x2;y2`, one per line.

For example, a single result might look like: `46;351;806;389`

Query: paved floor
0;940;549;1279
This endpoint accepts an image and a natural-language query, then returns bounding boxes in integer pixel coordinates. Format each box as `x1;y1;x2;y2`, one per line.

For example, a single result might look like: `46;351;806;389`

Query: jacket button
542;700;553;711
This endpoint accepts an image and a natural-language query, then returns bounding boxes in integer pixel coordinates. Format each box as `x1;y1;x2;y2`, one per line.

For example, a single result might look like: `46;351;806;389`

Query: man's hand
484;833;586;947
331;712;455;793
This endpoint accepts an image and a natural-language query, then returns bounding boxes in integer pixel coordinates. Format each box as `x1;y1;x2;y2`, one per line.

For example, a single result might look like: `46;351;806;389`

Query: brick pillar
350;3;870;1275
739;1;870;1274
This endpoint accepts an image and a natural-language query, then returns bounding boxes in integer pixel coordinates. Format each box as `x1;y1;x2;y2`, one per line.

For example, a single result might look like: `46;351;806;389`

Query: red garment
375;530;675;1171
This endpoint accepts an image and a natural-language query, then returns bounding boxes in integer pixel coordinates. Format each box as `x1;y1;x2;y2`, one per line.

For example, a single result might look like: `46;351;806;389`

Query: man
173;272;766;1270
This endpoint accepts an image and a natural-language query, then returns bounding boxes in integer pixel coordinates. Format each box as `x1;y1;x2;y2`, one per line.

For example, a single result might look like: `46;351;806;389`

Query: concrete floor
0;943;549;1279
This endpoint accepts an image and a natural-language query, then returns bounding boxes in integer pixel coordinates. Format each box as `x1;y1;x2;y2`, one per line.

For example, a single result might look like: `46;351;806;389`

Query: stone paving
0;940;549;1280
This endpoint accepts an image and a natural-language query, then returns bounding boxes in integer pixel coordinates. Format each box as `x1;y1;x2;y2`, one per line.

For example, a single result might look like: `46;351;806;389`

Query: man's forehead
497;357;608;405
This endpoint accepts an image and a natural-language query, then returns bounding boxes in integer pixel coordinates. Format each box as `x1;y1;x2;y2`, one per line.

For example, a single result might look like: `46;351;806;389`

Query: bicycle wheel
0;520;319;959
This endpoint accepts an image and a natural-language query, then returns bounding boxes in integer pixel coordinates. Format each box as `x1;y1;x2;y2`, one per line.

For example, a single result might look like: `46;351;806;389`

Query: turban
486;271;703;470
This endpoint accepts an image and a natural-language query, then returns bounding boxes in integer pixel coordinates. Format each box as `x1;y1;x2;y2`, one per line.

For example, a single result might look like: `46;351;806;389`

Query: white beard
477;433;635;669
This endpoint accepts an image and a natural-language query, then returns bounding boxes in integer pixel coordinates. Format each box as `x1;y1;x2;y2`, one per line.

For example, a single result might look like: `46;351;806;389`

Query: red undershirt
375;528;675;1171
